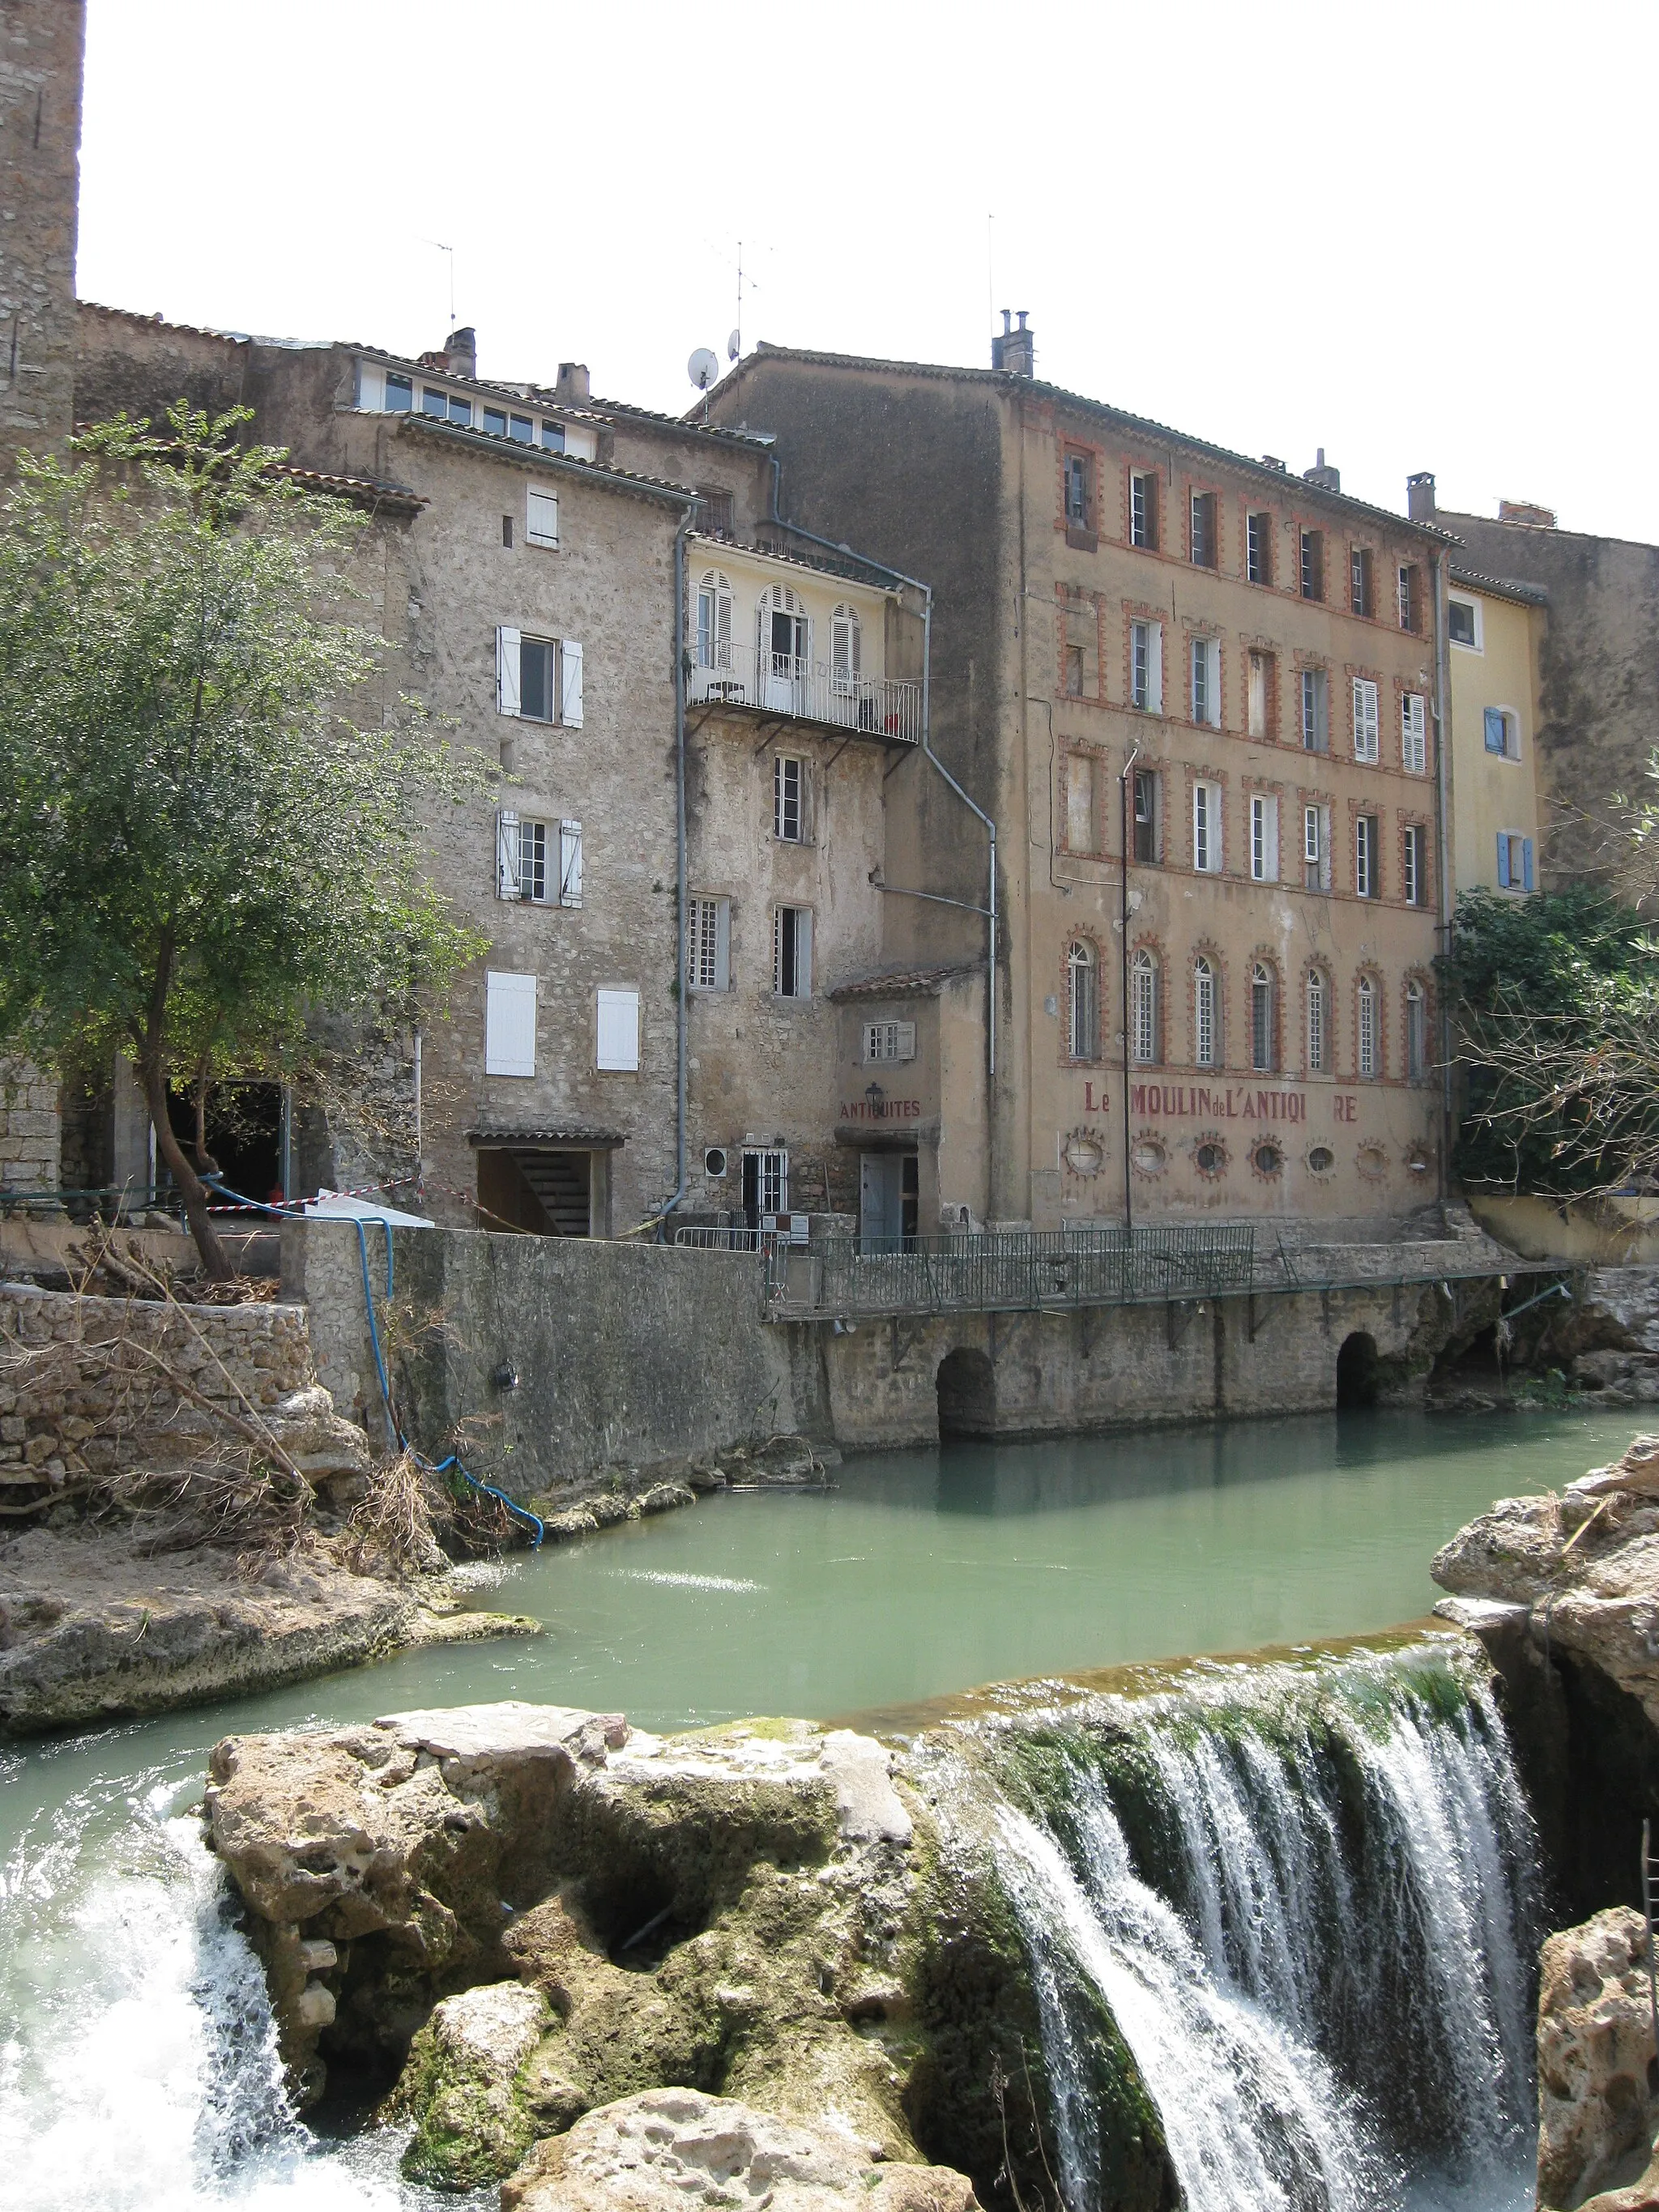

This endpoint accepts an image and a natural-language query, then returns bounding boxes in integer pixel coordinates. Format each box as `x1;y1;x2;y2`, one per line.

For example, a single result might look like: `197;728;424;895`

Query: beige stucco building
1444;559;1547;897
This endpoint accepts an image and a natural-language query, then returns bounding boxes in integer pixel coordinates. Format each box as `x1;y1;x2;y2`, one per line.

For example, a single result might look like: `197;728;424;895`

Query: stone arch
1336;1331;1380;1409
936;1346;996;1439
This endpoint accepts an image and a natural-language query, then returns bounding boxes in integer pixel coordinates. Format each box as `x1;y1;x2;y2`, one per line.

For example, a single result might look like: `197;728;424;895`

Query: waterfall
976;1646;1540;2212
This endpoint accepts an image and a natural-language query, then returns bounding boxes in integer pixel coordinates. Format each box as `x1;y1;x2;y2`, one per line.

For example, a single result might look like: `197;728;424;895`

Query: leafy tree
0;406;484;1276
1438;885;1659;1196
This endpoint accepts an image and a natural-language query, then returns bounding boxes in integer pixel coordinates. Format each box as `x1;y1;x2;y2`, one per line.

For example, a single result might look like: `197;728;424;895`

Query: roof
1448;562;1549;608
713;343;1458;545
689;529;898;596
559;390;775;452
395;416;695;508
270;461;426;516
465;1126;628;1150
830;963;980;1002
351;342;616;433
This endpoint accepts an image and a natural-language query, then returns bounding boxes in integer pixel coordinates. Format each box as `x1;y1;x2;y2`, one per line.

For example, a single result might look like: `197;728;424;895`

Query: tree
0;406;484;1277
1438;885;1659;1196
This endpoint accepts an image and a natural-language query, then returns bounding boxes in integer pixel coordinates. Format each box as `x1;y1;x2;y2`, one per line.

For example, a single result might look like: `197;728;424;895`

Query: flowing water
0;1407;1631;2210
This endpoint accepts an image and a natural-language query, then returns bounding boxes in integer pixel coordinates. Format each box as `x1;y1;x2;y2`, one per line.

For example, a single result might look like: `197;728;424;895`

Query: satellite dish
688;347;719;391
727;329;741;362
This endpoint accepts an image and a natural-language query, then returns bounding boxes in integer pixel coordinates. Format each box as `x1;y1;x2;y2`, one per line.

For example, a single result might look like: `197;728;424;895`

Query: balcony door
761;585;808;712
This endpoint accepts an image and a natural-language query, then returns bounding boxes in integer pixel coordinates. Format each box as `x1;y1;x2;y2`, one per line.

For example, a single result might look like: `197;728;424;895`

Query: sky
78;0;1656;543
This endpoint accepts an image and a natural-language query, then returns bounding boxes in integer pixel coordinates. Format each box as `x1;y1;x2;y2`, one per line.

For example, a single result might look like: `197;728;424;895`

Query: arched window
1067;940;1098;1060
696;570;732;669
760;583;808;673
1251;961;1277;1072
1406;980;1427;1084
830;604;862;692
1357;974;1380;1079
1194;956;1218;1068
1306;968;1328;1074
1131;948;1160;1065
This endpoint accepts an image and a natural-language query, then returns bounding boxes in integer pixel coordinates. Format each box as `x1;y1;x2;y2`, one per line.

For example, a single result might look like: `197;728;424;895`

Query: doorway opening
936;1346;996;1439
163;1080;283;1204
476;1148;593;1235
1336;1331;1380;1409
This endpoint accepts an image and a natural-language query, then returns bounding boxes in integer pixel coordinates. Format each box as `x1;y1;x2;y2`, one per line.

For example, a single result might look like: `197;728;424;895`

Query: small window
1195;1138;1226;1175
1355;813;1379;898
1307;1144;1335;1174
744;1148;788;1217
1497;832;1535;892
1130;470;1159;550
774;755;807;843
527;488;560;548
1300;668;1328;752
1403;823;1427;908
1189;491;1218;568
693;486;734;536
1398;564;1422;633
510;413;535;444
1192;781;1222;875
1251;962;1277;1072
1193;957;1219;1068
447;393;471;425
1247;513;1273;586
496;812;548;904
1300;528;1324;601
1484;706;1520;760
539;420;566;453
1066;752;1098;853
1350;546;1374;618
704;1147;728;1178
483;407;508;438
1249;793;1279;882
1303;805;1332;893
774;905;812;997
864;1020;917;1063
1357;976;1379;1079
1252;1141;1283;1177
520;637;557;723
1129;619;1162;713
1190;636;1219;728
1132;768;1159;863
1406;982;1427;1083
1064;451;1092;528
1064;644;1085;697
1448;598;1479;648
687;896;731;991
421;386;446;416
1352;677;1380;763
1247;650;1273;739
497;629;580;726
596;987;641;1072
384;371;413;410
1131;948;1160;1065
1306;969;1328;1072
501;514;514;548
1402;693;1428;774
1066;940;1099;1060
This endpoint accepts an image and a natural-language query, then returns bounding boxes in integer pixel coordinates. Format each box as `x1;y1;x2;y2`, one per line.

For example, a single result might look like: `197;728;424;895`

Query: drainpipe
657;506;697;1235
1119;744;1141;1234
1431;547;1453;1203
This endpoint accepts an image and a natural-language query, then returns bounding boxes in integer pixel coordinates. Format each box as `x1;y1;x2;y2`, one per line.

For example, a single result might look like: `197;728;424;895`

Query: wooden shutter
496;809;522;900
895;1021;916;1060
1496;833;1510;888
1484;707;1505;754
484;971;536;1076
1522;837;1535;891
559;639;583;727
595;987;640;1072
1149;624;1163;714
795;910;812;997
527;488;559;547
1261;796;1278;880
559;820;583;908
714;898;731;991
497;627;522;718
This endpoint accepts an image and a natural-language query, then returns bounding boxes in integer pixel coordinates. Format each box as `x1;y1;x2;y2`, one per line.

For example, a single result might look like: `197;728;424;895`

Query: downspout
658;506;696;1234
1119;744;1141;1234
1431;546;1453;1203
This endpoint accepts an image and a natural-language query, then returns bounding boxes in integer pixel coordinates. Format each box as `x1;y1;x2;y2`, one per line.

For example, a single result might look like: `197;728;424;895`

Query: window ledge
1065;523;1098;553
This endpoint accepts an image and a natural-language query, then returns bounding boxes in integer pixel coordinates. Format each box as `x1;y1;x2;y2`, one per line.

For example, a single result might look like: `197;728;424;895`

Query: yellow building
1444;562;1547;896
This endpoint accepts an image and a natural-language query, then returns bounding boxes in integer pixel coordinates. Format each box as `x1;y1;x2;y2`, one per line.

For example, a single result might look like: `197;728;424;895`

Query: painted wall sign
840;1097;923;1121
1080;1079;1363;1126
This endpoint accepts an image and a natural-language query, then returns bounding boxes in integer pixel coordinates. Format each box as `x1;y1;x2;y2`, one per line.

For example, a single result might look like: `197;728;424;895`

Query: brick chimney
1303;446;1341;493
1406;471;1436;523
444;326;477;378
992;309;1034;378
1499;498;1556;528
556;361;591;407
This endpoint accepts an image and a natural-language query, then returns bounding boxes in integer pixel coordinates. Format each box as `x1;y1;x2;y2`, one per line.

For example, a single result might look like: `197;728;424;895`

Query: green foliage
1437;885;1659;1195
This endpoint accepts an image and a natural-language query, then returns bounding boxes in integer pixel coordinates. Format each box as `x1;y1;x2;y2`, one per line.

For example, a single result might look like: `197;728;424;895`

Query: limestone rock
1431;1492;1570;1606
1538;1908;1658;2210
500;2090;979;2212
388;1979;551;2189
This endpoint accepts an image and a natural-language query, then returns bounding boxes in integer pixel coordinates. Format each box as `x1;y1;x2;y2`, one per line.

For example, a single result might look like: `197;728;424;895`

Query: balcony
688;641;922;744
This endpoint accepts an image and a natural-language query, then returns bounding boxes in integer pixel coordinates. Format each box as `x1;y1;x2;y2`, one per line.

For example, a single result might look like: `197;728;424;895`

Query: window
1190;636;1219;728
1247;513;1273;586
1398;564;1422;633
596;987;641;1072
1403;823;1427;908
1251;962;1277;1072
540;420;566;453
831;605;862;694
1189;491;1218;568
1131;948;1160;1064
484;407;508;438
1066;940;1099;1059
687;896;731;991
697;570;734;668
1406;982;1427;1083
1300;528;1324;601
864;1020;917;1063
1300;668;1328;752
1303;803;1332;892
527;488;560;548
1130;470;1158;549
1357;976;1379;1079
502;514;514;548
693;486;734;535
1350;546;1374;618
1193;956;1219;1067
1249;793;1279;881
1129;619;1162;712
510;413;535;445
484;971;537;1078
497;629;583;727
761;583;808;680
1133;769;1160;863
1306;968;1328;1072
1401;693;1427;774
1066;752;1098;852
496;810;545;902
1484;706;1520;760
1355;813;1379;898
1064;451;1092;527
1496;832;1535;892
1352;678;1380;763
1064;644;1085;697
1247;650;1273;739
1448;598;1479;648
1192;780;1222;874
744;1148;788;1217
421;386;446;418
774;755;808;842
774;905;812;997
384;371;412;409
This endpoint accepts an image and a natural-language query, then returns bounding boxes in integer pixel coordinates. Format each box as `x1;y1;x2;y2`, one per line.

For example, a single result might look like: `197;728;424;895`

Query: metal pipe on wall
657;506;697;1234
1119;743;1141;1234
1431;547;1454;1200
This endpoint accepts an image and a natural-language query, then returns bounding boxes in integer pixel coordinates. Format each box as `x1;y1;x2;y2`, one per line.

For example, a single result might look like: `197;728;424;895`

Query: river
0;1406;1635;2211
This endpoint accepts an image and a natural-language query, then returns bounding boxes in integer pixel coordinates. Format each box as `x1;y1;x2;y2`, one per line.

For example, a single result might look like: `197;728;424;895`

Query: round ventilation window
703;1147;728;1178
1356;1144;1388;1180
1064;1134;1104;1176
1307;1145;1335;1174
1252;1142;1283;1177
1195;1140;1226;1176
1132;1140;1167;1177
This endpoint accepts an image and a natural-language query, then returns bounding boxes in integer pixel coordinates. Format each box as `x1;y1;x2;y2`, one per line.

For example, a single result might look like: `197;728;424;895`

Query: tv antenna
425;239;456;327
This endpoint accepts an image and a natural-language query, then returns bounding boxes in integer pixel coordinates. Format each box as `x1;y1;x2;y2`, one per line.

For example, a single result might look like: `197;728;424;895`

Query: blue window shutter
1496;833;1510;888
1484;707;1504;753
1522;837;1535;891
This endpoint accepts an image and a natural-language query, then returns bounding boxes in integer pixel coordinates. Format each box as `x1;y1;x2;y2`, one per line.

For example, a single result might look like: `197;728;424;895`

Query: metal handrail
688;639;922;742
673;1225;791;1253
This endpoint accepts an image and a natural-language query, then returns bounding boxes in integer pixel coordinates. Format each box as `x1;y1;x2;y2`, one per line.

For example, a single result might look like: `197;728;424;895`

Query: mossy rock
388;1980;550;2189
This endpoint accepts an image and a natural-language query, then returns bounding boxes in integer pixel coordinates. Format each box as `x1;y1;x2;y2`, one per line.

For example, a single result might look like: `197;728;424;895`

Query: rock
818;1729;912;1844
1431;1492;1570;1606
500;2090;980;2212
1538;1908;1659;2210
1574;1438;1659;1501
388;1979;551;2189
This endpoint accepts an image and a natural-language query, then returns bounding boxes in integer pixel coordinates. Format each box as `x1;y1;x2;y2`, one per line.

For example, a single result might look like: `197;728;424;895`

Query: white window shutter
559;820;583;908
1264;796;1279;880
896;1021;916;1060
561;638;584;727
527;488;559;548
714;898;731;991
497;627;522;718
484;970;536;1077
356;363;382;410
596;987;640;1072
497;809;522;900
1149;624;1163;714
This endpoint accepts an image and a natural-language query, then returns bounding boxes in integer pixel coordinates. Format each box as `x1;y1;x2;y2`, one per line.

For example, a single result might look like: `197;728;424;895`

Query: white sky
79;0;1655;543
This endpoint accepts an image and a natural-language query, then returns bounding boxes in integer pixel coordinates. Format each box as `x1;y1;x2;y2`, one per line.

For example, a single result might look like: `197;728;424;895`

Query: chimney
992;309;1034;378
1302;446;1341;493
1498;497;1556;528
444;326;477;379
556;361;591;407
1406;471;1436;524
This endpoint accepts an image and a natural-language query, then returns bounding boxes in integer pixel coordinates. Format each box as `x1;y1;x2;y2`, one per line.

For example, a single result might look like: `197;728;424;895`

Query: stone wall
0;1059;60;1197
0;0;83;468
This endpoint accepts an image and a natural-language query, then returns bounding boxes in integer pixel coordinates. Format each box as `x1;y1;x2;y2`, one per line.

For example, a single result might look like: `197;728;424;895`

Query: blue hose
202;1178;544;1546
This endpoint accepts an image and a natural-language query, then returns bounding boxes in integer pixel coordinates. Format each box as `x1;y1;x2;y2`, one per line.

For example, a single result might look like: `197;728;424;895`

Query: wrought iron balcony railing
689;641;922;743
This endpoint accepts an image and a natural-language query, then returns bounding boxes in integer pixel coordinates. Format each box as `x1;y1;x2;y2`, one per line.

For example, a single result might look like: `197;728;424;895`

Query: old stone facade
707;336;1451;1234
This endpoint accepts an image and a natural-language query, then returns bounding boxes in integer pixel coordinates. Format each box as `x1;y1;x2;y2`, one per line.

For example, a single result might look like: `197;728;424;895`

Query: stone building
1439;546;1548;900
706;327;1453;1233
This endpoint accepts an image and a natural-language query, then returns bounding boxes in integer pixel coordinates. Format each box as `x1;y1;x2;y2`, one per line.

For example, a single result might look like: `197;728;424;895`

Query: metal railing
673;1224;791;1253
765;1223;1256;1318
688;641;922;743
